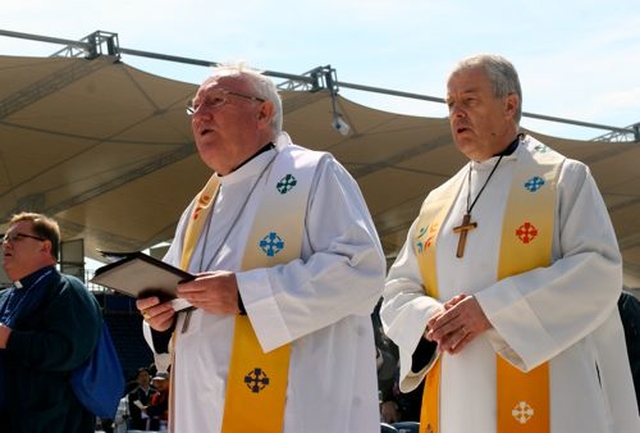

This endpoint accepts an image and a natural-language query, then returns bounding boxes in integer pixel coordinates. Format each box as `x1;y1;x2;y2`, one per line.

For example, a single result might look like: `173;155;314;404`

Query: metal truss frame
0;28;637;143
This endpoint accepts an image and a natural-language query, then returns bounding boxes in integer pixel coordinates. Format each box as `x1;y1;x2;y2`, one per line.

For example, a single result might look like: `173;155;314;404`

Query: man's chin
455;140;477;157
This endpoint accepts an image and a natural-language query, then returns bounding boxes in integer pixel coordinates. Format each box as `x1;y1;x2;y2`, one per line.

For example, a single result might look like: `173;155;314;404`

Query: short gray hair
209;63;283;134
452;54;522;123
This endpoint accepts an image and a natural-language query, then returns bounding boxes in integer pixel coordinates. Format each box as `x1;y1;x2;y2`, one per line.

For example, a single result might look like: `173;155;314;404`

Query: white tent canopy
1;50;639;289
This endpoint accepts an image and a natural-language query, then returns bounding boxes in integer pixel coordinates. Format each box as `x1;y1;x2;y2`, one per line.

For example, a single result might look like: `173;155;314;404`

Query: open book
90;251;194;309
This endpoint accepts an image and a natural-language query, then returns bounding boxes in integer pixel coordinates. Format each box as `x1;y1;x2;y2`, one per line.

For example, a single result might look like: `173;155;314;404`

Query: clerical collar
13;265;55;290
493;133;523;157
232;142;275;172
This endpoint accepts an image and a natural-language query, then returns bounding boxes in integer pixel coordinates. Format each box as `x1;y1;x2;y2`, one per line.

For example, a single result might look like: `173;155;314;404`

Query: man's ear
257;101;275;125
41;239;53;257
504;93;519;120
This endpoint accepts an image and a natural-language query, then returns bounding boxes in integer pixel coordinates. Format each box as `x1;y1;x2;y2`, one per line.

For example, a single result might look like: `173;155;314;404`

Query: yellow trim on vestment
180;175;220;271
170;174;220;432
222;147;319;433
494;143;560;433
413;137;563;433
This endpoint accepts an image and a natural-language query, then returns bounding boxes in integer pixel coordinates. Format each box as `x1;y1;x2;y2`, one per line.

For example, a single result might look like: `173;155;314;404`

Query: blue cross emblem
276;174;297;194
244;368;270;393
259;232;285;256
524;176;545;192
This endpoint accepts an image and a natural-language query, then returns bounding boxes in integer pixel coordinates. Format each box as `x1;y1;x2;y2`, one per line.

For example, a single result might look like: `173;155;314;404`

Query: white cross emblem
512;401;535;424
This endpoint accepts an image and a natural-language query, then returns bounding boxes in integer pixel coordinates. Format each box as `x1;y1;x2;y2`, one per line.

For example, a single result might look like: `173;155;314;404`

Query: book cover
90;251;194;304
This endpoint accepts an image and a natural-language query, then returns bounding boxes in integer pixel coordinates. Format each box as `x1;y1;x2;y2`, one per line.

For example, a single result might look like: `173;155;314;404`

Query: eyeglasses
186;90;265;116
2;232;46;244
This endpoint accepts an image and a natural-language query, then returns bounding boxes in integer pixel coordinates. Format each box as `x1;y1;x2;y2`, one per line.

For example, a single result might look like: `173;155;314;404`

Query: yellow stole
413;137;563;433
176;146;323;433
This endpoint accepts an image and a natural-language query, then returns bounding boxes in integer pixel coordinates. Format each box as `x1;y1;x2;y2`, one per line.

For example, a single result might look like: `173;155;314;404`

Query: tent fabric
1;55;639;287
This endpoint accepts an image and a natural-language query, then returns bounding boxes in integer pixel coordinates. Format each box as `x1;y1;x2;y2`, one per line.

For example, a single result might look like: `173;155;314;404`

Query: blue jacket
0;268;101;433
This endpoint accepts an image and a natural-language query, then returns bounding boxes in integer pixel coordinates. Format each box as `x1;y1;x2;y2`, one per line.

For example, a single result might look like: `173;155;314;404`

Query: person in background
146;371;170;431
0;212;102;433
136;63;385;433
112;393;130;433
381;54;640;432
127;367;157;430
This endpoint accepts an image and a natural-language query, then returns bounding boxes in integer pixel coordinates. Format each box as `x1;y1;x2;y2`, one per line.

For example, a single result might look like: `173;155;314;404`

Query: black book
90;251;194;304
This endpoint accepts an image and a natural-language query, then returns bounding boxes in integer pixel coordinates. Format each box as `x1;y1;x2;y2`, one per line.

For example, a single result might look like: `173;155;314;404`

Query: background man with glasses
0;212;102;433
136;64;385;433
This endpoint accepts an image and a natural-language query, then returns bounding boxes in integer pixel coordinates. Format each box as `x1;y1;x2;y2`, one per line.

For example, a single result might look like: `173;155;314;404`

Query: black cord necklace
452;154;505;258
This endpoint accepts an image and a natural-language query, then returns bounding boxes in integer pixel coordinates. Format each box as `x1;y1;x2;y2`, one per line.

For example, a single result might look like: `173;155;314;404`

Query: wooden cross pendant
453;213;477;258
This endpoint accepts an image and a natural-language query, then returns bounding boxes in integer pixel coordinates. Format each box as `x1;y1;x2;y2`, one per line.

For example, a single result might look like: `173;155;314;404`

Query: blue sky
1;0;639;140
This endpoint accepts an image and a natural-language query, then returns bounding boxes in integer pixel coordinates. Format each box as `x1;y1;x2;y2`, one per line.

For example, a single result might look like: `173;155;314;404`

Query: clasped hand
424;294;492;354
136;270;240;331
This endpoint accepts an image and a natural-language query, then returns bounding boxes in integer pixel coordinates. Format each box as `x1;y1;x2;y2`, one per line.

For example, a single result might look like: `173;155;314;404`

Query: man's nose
449;103;466;118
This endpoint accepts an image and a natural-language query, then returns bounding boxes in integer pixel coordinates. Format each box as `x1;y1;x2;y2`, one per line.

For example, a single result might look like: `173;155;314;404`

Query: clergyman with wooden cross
380;54;639;433
135;63;386;433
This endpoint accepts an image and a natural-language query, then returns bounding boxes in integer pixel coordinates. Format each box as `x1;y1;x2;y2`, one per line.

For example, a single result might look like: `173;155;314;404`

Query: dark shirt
0;268;102;433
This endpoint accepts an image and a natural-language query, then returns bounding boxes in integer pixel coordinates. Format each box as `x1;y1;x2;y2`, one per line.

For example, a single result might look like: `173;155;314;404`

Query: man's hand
425;294;492;354
136;297;175;332
0;323;13;349
177;271;240;315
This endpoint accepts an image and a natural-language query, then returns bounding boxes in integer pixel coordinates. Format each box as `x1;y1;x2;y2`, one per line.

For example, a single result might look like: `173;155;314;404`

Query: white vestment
382;137;640;433
144;132;385;433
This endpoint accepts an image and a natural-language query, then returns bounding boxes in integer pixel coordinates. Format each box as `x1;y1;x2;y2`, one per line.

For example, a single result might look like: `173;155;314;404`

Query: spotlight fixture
324;66;351;136
332;113;351;136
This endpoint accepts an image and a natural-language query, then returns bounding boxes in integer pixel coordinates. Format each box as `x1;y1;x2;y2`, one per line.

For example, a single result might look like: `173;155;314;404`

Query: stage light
332;114;351;136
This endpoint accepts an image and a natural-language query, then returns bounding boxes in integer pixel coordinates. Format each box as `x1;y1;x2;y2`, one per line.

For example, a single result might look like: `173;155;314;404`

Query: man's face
2;220;50;281
137;370;151;387
446;66;518;161
189;75;267;175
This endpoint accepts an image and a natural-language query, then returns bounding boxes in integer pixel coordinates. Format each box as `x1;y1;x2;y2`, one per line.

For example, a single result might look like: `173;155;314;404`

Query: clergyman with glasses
0;212;102;433
136;64;386;433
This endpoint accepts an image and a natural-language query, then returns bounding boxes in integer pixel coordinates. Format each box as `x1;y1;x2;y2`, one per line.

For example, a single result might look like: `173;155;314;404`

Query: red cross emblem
516;222;538;243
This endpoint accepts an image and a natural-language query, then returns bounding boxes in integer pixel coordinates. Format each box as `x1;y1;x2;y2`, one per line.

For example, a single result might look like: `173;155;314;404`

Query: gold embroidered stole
177;146;321;433
180;174;220;270
169;174;220;432
413;138;563;433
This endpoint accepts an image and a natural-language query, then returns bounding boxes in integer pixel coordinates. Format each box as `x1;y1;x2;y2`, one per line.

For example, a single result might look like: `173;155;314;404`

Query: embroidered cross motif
511;401;535;424
244;368;270;393
276;174;297;194
516;222;538;243
533;144;550;153
259;232;285;256
524;176;545;192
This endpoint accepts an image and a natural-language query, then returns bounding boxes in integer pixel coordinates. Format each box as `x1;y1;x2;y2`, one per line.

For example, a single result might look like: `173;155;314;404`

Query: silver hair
208;62;283;134
452;54;522;124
